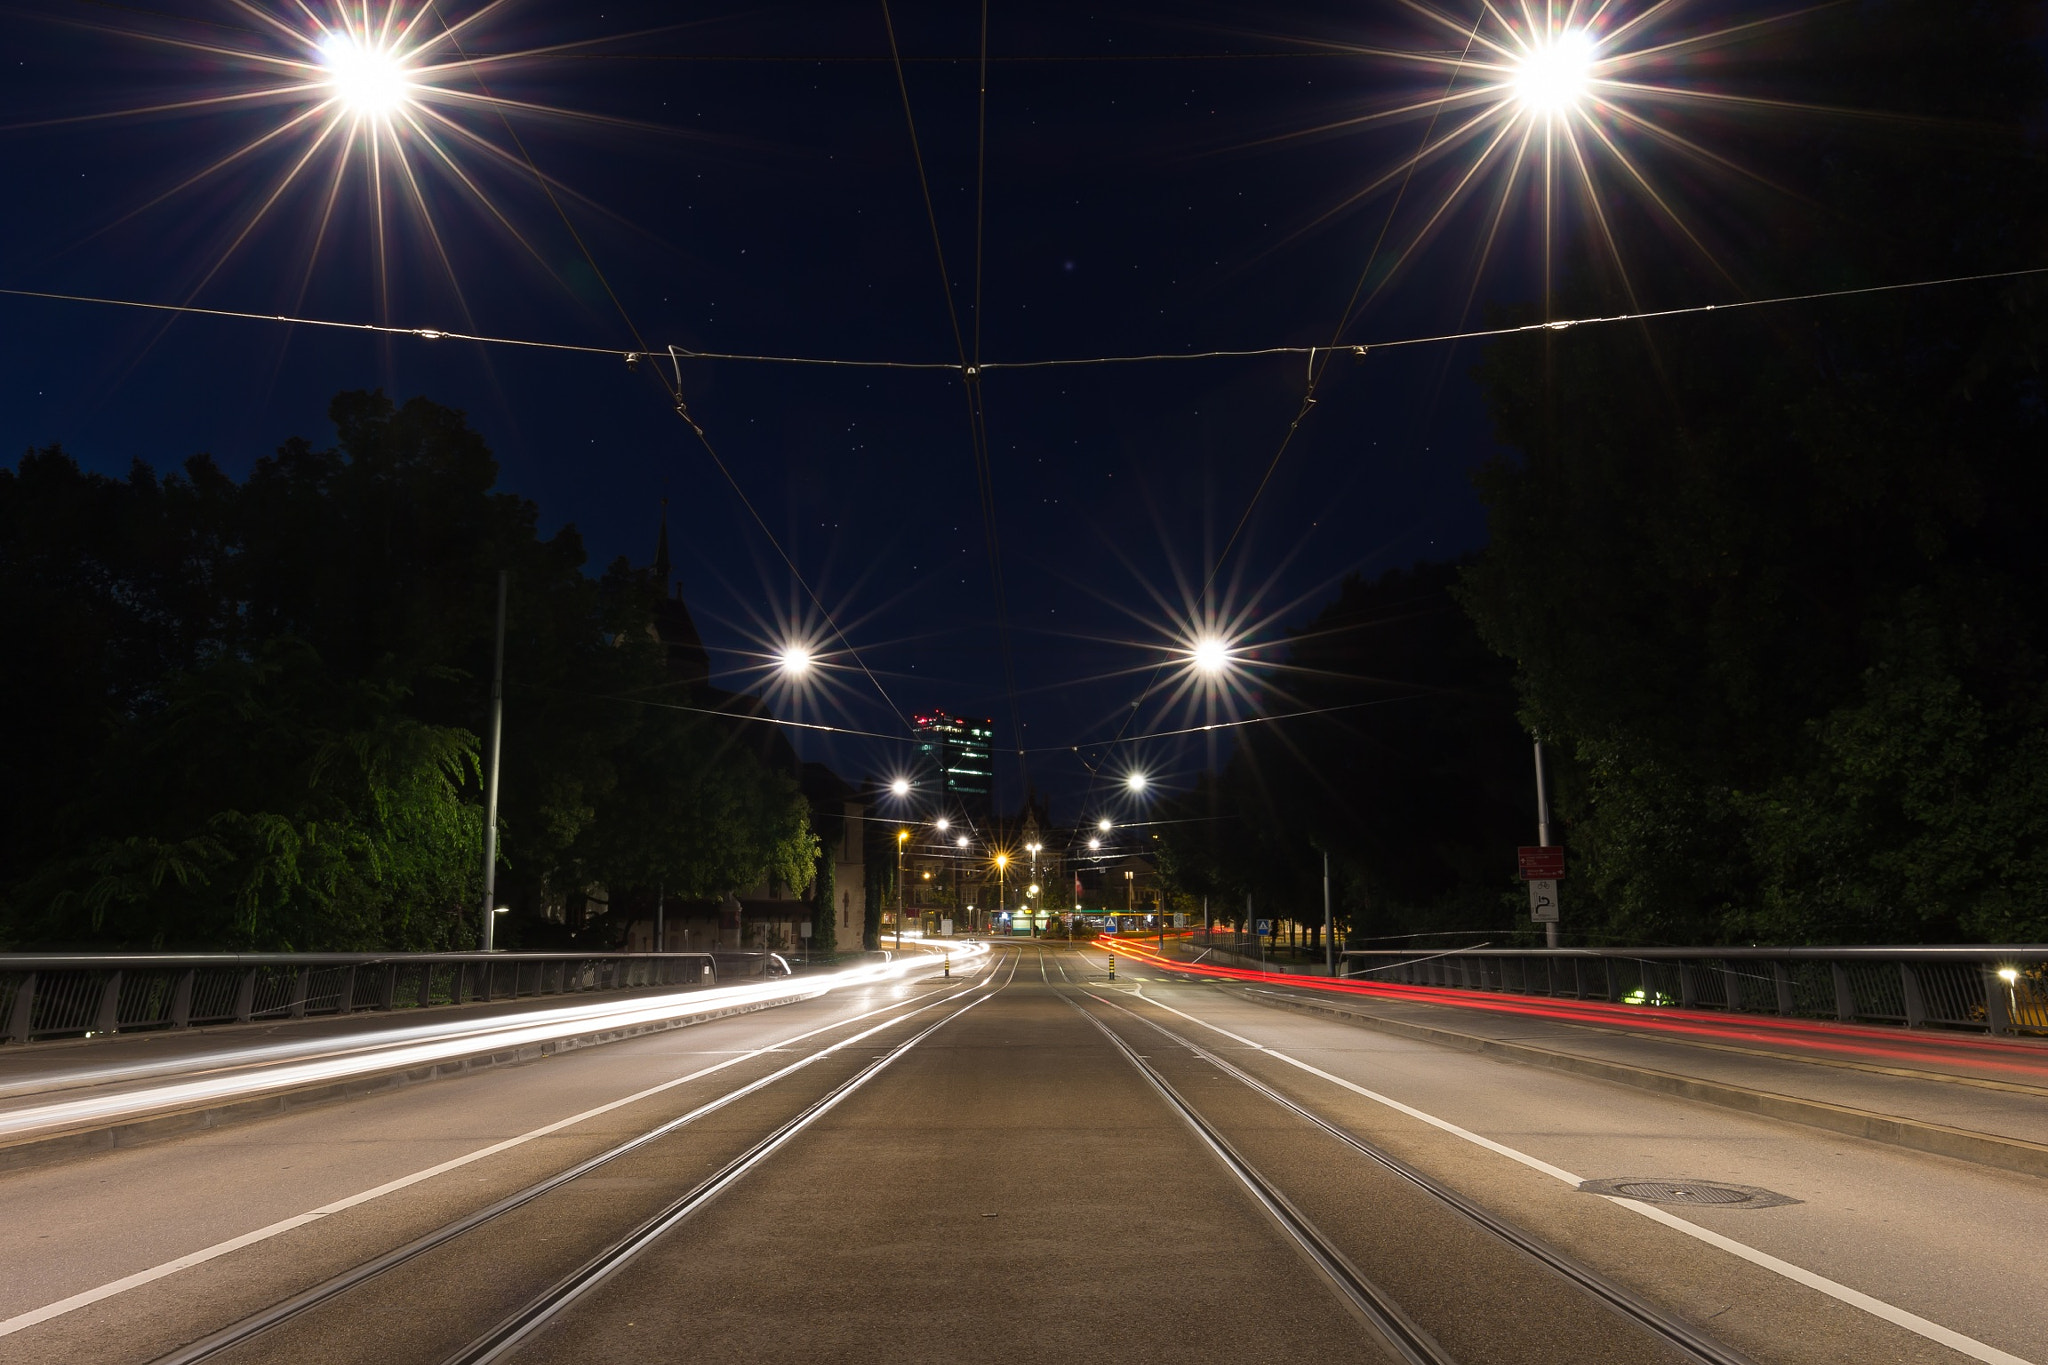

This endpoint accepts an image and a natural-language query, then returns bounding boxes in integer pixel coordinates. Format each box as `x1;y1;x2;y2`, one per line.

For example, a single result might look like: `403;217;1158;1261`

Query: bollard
944;953;951;979
1108;954;1116;981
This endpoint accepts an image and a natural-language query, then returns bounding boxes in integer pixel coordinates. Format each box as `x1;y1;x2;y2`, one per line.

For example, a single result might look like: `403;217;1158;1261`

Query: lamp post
954;833;971;934
1027;842;1041;936
1322;850;1333;977
1534;738;1559;949
994;853;1009;935
479;569;507;951
896;829;909;950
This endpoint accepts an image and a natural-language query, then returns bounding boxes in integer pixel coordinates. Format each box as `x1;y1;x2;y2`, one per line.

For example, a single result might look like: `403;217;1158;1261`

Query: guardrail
1338;946;2048;1035
0;951;719;1045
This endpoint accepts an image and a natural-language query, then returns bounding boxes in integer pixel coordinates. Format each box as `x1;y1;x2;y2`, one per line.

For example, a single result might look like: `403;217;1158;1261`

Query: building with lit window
912;711;994;820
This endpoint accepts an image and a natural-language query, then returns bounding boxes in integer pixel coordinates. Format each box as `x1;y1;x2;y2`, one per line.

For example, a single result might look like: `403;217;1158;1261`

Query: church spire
653;498;672;593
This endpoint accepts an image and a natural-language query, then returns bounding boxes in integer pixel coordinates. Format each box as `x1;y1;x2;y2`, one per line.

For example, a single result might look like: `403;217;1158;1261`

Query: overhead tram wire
10;266;2046;379
423;1;919;745
878;0;1031;788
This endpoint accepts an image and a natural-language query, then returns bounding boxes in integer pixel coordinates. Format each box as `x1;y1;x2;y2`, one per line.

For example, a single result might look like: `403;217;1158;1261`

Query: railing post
1772;961;1795;1015
1604;958;1618;1002
288;967;311;1018
95;971;124;1034
1831;962;1856;1022
479;961;493;1004
1677;961;1698;1009
452;963;468;1006
1984;964;2011;1035
170;969;195;1028
8;973;36;1043
235;968;257;1022
338;965;358;1015
380;964;398;1011
1571;957;1584;999
1900;964;1927;1028
417;964;434;1009
1722;964;1745;1012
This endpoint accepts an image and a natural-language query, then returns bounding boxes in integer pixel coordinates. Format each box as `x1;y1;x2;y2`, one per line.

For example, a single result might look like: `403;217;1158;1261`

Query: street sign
1517;845;1565;880
1528;878;1560;922
1256;919;1272;935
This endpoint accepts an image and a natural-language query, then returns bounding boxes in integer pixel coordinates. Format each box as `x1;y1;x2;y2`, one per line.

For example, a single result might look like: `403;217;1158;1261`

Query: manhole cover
1578;1177;1799;1209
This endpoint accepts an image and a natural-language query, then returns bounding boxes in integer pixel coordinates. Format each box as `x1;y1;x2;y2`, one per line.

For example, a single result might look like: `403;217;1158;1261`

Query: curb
0;991;811;1175
1240;987;2048;1181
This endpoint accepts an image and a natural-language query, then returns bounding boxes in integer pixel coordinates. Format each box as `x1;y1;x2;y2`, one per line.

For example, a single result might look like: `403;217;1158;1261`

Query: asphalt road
0;944;2038;1365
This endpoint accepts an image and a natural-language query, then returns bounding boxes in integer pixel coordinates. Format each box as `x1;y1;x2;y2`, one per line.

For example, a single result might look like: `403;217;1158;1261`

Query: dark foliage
0;392;813;949
1458;0;2048;943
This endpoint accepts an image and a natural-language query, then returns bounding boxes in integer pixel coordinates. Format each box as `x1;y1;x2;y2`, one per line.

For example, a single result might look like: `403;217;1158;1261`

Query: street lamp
1026;842;1042;935
896;829;909;949
1191;636;1232;674
777;644;813;676
995;853;1009;934
889;777;911;798
1098;818;1112;833
1125;772;1148;793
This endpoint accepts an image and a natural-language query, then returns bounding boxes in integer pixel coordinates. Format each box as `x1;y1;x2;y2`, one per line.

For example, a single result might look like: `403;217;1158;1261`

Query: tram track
144;952;1017;1365
1069;979;1758;1365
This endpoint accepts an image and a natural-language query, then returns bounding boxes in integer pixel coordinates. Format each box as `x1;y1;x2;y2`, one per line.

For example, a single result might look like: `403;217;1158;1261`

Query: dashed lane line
1132;987;2035;1365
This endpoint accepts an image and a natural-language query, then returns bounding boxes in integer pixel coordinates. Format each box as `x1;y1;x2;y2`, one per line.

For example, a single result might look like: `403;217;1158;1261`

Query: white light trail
0;946;986;1144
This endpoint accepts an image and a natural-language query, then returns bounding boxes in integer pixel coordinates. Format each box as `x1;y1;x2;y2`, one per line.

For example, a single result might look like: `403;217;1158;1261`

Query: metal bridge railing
1338;946;2048;1035
0;951;719;1045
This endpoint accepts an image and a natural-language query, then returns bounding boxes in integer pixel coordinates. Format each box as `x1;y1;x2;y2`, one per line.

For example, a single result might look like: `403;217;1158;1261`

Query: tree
1457;0;2048;943
1156;561;1532;942
0;392;819;949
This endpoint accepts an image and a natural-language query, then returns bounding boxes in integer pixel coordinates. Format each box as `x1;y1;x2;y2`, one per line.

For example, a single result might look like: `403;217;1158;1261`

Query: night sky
1;1;1719;812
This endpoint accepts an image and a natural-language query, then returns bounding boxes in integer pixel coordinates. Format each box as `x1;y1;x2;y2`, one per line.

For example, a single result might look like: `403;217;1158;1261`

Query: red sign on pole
1517;846;1565;880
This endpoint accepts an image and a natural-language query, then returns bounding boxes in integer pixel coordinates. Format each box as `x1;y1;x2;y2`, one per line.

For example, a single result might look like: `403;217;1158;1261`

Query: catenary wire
7;265;2043;377
879;0;1031;787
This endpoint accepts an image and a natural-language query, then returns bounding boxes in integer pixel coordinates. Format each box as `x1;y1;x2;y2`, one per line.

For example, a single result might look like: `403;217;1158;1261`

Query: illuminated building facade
912;711;994;820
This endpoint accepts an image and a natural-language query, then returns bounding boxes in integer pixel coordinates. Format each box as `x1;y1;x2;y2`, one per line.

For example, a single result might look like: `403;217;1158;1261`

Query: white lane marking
1135;990;2036;1365
0;989;947;1338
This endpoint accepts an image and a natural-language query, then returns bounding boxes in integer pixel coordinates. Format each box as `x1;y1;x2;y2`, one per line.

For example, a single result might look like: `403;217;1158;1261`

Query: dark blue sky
1;1;1698;813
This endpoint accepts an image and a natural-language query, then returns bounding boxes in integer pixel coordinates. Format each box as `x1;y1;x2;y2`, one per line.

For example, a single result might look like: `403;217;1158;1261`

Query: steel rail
446;953;1016;1364
146;963;1000;1365
1063;990;1450;1365
1086;989;1759;1365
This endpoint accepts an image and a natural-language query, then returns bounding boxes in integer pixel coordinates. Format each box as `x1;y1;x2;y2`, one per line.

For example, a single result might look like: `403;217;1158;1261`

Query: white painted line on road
1133;989;2037;1365
0;988;953;1339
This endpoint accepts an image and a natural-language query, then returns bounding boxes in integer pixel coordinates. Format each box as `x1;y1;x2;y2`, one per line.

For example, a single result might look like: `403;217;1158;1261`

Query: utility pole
655;880;665;956
1534;739;1559;949
479;570;507;952
1322;850;1334;977
896;830;908;951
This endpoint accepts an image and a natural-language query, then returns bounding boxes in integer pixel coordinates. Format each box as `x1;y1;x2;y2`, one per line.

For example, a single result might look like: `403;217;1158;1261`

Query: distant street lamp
896;829;909;950
995;853;1009;933
1027;842;1042;935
